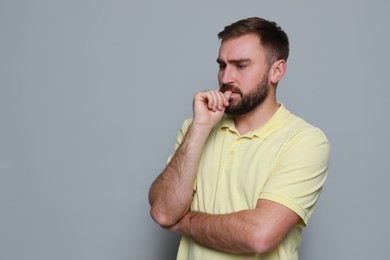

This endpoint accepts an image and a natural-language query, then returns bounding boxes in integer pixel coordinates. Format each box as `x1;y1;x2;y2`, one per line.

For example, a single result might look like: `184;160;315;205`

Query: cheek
240;73;264;92
248;70;266;83
240;73;257;86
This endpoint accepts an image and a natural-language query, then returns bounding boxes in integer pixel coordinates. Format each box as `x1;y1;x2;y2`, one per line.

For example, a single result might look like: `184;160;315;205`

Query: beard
220;74;269;116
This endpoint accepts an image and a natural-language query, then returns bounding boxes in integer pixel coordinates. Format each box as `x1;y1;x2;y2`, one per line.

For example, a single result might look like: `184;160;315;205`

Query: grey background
1;0;389;259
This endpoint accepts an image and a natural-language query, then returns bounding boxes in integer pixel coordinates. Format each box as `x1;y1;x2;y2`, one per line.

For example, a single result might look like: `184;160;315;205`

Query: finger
205;91;217;111
223;91;232;106
216;91;227;110
201;90;227;112
211;91;222;111
211;91;226;111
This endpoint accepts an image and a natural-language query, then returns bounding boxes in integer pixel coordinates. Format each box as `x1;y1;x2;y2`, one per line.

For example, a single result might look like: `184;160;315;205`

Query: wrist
168;211;191;235
188;122;213;141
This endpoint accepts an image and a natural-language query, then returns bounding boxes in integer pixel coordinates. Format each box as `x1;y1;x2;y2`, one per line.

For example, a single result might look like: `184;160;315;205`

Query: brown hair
218;17;289;65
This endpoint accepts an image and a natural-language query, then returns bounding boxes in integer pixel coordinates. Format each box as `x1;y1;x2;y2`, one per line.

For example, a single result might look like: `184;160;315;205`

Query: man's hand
193;90;232;129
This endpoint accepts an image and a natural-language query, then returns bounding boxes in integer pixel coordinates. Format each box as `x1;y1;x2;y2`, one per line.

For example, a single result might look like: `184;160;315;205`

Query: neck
233;98;280;135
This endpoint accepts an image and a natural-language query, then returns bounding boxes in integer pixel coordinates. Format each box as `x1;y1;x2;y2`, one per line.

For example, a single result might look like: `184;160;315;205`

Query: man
149;17;330;260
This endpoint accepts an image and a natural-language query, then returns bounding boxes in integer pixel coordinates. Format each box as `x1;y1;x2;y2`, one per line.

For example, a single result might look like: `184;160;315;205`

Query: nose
219;66;234;86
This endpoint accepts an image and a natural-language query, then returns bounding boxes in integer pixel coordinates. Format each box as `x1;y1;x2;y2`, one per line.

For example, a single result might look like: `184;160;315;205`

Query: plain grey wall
1;0;389;259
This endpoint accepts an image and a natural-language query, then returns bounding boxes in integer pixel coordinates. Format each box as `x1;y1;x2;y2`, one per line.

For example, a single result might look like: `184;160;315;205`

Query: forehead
218;33;265;61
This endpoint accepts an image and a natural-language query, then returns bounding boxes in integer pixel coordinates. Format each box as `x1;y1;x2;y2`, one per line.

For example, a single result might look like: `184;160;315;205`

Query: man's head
217;17;289;116
218;17;289;67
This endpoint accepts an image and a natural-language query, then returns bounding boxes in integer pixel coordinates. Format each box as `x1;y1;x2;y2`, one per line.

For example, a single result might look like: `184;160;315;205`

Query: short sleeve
167;119;192;164
259;128;330;226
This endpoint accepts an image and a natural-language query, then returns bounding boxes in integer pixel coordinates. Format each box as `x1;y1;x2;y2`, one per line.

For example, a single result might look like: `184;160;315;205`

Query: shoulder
282;109;328;143
275;108;330;157
284;117;330;167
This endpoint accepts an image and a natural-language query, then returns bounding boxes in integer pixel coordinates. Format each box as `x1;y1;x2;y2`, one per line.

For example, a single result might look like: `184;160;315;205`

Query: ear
269;60;287;85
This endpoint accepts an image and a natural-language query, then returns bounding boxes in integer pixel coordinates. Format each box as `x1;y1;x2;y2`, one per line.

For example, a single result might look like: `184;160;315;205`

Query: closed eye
219;64;226;70
236;63;248;69
216;58;251;70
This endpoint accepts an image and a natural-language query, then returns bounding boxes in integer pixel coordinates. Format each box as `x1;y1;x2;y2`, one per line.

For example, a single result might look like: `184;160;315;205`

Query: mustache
220;84;242;96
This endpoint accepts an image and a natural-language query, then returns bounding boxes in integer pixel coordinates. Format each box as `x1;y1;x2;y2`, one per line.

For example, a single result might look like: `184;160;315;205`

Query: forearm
170;210;261;254
168;200;300;254
149;124;210;226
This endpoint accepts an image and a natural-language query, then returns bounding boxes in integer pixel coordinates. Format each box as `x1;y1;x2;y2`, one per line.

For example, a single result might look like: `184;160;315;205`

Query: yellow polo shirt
172;104;330;260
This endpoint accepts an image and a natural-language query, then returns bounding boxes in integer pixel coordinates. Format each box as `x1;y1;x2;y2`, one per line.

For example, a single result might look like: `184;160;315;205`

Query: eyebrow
216;58;251;65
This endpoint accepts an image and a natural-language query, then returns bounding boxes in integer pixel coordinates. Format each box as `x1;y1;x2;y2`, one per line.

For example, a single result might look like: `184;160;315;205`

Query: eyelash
218;63;248;71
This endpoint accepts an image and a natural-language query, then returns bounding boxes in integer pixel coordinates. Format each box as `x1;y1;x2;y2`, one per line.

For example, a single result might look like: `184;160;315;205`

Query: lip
229;92;241;100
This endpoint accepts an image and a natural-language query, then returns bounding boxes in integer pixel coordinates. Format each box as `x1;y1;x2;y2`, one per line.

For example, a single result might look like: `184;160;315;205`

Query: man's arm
148;123;210;226
149;90;232;227
167;199;301;254
165;126;330;253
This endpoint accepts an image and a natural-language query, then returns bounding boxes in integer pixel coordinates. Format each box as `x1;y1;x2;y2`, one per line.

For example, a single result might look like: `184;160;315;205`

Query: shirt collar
220;104;290;139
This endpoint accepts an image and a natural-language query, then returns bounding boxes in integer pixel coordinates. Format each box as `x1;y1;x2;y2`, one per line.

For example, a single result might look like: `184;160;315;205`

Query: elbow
246;230;278;254
148;192;177;227
150;206;178;227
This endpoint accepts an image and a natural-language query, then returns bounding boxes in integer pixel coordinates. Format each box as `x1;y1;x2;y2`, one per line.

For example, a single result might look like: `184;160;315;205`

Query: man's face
217;33;271;115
